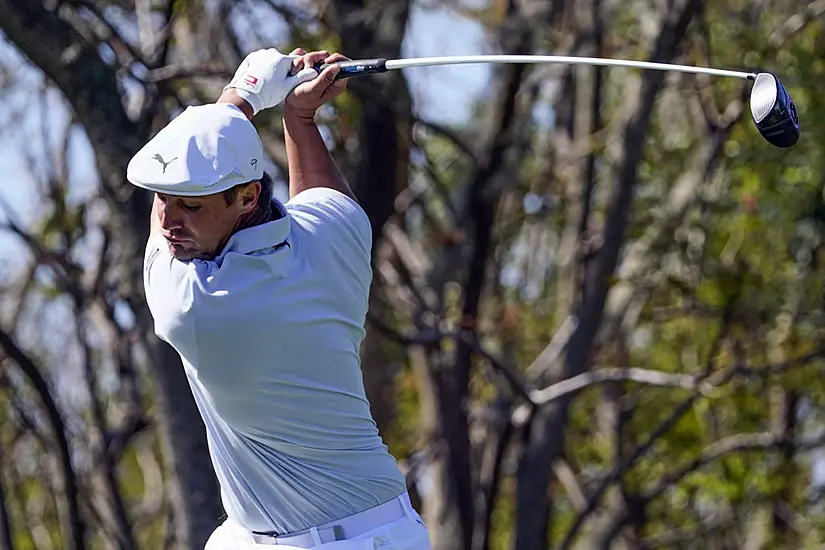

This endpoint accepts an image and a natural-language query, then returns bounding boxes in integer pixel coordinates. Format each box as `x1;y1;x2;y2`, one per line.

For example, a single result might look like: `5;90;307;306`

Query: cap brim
125;103;265;196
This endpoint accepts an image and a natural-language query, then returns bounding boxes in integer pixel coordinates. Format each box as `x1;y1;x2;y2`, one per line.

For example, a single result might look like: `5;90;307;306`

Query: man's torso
143;189;406;534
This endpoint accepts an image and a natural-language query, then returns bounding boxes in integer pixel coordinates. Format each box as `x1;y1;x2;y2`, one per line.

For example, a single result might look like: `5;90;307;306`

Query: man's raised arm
219;47;354;201
281;49;354;201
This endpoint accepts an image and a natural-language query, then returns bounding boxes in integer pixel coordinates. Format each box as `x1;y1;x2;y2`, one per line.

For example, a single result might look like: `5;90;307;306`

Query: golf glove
223;48;317;115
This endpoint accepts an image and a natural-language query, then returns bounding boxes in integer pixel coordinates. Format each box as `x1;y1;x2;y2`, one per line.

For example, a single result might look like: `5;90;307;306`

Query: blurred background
1;0;825;549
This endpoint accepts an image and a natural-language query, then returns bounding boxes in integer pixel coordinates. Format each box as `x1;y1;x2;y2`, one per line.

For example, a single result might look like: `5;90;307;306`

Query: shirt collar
218;198;290;258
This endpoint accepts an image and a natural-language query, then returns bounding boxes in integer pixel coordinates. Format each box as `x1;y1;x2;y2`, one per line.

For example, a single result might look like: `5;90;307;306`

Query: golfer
126;47;430;549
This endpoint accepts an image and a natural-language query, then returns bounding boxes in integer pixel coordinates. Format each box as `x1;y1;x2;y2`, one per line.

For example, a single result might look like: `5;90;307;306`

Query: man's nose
159;203;183;230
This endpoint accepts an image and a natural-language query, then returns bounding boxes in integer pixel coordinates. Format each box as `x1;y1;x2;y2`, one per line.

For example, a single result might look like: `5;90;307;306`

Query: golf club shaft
319;54;758;80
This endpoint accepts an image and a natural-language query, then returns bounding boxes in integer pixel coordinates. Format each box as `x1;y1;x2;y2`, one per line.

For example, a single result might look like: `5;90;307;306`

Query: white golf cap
126;103;264;197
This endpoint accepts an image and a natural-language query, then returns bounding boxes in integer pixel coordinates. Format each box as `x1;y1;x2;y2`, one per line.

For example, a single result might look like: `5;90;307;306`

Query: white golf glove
223;48;318;115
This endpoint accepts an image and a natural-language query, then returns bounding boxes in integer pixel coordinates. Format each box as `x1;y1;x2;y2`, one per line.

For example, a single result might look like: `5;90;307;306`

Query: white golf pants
205;492;432;549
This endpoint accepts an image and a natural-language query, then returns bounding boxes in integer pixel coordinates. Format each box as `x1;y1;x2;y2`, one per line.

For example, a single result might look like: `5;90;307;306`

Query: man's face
154;183;260;261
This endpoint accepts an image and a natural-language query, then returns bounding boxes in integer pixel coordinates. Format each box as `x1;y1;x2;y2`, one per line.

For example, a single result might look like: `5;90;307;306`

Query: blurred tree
1;0;825;550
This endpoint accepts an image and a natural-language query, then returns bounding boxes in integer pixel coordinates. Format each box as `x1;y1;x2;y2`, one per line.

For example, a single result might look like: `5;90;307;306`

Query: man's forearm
217;89;254;120
283;110;353;200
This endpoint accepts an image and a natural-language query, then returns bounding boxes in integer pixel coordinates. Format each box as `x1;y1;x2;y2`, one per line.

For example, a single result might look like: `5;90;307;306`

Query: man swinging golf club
127;47;430;549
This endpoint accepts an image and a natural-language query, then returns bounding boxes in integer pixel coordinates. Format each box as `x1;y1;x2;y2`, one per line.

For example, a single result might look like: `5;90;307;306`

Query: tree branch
600;431;825;547
600;106;742;342
366;319;536;404
454;331;533;403
65;0;145;72
552;459;588;512
0;328;87;550
644;434;825;504
560;289;734;548
768;0;825;47
0;445;15;550
512;367;715;427
0;0;152;283
74;304;136;550
410;115;479;165
640;513;729;549
471;397;514;550
145;65;233;83
524;315;579;383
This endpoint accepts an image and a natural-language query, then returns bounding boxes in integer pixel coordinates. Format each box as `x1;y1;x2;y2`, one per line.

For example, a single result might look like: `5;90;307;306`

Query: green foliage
5;0;825;548
385;366;422;460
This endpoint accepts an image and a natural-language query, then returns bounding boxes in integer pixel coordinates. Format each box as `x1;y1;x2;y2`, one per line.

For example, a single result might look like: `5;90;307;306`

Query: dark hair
222;171;274;207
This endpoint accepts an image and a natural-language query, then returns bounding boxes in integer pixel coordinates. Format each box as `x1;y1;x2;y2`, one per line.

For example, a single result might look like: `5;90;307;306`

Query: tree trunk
147;337;225;549
0;447;14;550
0;2;223;547
326;0;414;458
514;3;703;548
0;330;86;550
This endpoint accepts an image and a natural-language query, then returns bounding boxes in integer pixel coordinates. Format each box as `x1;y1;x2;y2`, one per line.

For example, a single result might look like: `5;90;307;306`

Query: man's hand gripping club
221;47;349;119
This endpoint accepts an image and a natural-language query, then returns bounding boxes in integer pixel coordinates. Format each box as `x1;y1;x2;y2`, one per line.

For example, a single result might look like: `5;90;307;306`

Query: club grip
313;58;388;79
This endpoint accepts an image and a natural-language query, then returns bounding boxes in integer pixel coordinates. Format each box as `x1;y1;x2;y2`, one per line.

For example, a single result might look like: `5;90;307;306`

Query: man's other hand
285;49;349;121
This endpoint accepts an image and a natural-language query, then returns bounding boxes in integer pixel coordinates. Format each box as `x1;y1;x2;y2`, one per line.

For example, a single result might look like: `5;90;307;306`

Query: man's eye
181;203;201;212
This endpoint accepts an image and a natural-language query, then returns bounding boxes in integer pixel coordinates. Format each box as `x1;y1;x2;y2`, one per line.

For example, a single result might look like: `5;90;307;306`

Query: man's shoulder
284;188;372;251
285;187;369;220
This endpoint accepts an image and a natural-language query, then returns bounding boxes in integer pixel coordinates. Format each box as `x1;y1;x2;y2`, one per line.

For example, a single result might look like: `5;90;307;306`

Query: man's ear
238;181;262;214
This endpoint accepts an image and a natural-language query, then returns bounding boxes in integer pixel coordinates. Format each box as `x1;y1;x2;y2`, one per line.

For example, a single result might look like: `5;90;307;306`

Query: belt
251;493;411;547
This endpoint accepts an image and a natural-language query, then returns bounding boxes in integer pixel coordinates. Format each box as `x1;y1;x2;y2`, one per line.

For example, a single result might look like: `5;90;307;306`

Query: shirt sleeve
143;234;200;354
285;188;373;259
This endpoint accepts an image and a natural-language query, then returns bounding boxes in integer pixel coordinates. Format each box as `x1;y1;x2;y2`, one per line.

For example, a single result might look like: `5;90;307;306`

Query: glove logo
244;75;259;87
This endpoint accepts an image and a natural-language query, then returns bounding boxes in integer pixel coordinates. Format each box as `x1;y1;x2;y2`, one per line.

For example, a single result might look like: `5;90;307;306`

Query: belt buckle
253;525;345;546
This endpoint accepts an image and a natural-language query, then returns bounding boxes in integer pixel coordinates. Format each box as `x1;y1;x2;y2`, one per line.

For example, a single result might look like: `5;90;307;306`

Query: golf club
297;54;800;148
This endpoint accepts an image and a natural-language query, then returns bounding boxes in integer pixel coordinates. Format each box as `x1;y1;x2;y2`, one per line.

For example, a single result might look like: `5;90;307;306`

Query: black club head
750;72;800;148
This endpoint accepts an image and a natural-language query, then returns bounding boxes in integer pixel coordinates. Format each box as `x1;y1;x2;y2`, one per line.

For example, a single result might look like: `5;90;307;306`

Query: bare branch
768;0;825;47
472;398;513;550
524;315;579;383
512;367;715;427
600;120;741;342
142;0;178;68
0;328;87;550
377;314;825;438
0;201;85;304
733;347;825;378
8;384;52;453
91;226;111;299
135;0;156;58
107;414;151;462
536;367;714;402
162;502;176;550
553;460;588;512
6;261;37;333
5;448;38;549
145;65;233;83
560;308;735;548
597;431;825;548
382;223;433;309
641;513;730;549
0;445;15;550
646;432;825;503
64;0;146;73
133;444;166;525
75;302;136;550
411;117;479;164
255;0;319;29
454;331;533;403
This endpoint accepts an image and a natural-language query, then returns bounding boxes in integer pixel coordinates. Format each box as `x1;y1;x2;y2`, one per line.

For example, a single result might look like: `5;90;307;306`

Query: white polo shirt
143;187;406;534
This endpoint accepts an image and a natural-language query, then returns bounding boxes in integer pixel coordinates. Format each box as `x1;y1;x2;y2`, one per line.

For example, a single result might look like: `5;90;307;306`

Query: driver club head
750;72;800;148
